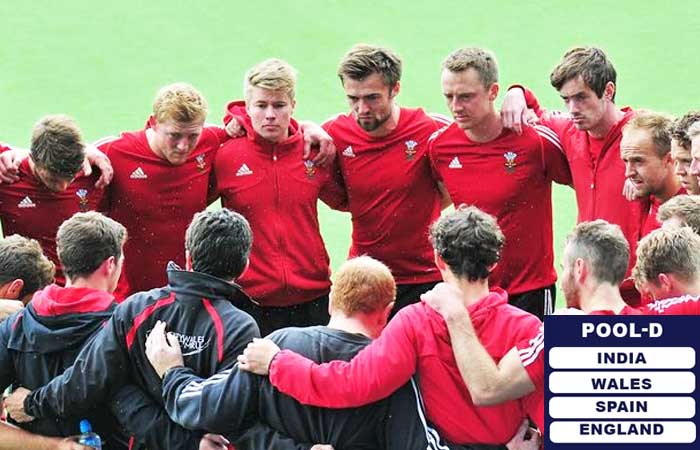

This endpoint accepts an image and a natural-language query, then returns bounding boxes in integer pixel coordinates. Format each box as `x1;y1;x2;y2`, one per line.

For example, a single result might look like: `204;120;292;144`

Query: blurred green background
2;0;698;299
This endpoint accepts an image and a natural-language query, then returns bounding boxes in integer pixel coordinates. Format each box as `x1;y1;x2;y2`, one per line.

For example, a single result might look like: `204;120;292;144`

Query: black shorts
392;281;441;318
508;284;555;320
256;295;330;337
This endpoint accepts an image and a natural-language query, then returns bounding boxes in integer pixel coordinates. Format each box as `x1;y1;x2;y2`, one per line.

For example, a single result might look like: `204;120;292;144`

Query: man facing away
0;235;55;322
5;209;259;450
1;212;126;447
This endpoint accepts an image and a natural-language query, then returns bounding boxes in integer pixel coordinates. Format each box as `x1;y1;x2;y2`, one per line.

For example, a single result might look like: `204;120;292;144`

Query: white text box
549;396;696;418
550;421;696;444
549;347;695;369
549;371;695;394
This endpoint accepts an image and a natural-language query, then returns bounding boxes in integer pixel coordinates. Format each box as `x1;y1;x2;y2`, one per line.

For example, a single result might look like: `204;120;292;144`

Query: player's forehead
558;75;594;97
342;72;390;96
621;128;656;157
248;86;292;104
158;120;204;134
440;67;485;93
671;139;691;159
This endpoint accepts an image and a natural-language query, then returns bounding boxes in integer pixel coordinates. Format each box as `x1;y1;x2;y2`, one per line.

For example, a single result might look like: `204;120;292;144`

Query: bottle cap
79;419;92;434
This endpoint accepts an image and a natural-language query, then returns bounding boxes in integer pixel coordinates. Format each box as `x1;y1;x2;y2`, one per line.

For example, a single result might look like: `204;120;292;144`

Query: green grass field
2;0;699;298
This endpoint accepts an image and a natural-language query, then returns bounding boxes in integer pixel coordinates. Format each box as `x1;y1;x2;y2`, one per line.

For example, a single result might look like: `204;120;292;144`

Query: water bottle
77;419;102;449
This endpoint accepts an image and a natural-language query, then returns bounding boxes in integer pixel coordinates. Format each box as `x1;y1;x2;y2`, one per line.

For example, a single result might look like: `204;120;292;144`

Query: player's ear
488;82;499;101
0;279;24;301
390;81;401;98
604;82;616;101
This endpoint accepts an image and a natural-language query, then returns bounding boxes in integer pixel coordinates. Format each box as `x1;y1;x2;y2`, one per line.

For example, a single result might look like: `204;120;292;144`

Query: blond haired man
621;111;683;236
633;227;700;300
95;83;232;297
213;59;346;335
658;194;700;233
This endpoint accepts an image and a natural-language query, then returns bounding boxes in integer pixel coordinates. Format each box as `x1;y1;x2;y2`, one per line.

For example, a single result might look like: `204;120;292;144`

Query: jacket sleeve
161;366;258;435
535;125;572;186
24;316;129;419
233;423;311;450
319;161;349;211
0;318;15;392
269;310;418;407
110;383;203;450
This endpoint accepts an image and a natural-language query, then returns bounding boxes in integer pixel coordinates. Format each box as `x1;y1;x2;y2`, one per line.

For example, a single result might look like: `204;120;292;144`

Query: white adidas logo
130;167;148;179
18;196;36;208
448;157;463;169
236;164;253;176
342;146;356;158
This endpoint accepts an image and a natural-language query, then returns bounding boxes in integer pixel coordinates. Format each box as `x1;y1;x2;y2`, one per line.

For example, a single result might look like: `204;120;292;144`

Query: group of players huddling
2;43;700;450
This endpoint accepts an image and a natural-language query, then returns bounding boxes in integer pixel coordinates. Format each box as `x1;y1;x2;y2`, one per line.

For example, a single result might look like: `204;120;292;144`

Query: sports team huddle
1;42;700;450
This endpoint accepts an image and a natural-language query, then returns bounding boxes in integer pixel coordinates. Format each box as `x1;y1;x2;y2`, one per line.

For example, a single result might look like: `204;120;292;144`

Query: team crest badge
196;154;206;172
76;189;89;211
504;151;517;173
304;160;316;178
404;140;418;160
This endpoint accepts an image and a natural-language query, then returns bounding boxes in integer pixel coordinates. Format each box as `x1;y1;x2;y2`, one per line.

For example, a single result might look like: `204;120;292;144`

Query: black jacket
0;285;124;446
24;263;260;450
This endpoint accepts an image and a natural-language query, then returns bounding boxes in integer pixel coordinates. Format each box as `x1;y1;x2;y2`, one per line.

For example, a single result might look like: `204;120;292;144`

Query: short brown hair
430;205;504;282
0;235;55;299
330;256;396;315
671;111;700;150
30;114;85;180
337;44;402;89
153;83;208;125
57;212;127;280
442;47;498;87
633;227;700;288
244;58;298;102
550;47;617;101
565;220;629;285
658;195;700;234
623;111;674;158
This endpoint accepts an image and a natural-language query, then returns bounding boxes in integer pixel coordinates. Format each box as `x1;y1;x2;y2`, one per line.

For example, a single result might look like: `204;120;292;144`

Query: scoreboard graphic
545;315;699;449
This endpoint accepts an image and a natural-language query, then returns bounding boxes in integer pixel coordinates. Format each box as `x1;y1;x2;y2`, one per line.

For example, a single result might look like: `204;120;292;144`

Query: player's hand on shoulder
225;118;246;138
0;147;27;183
237;338;281;375
622;177;643;200
420;282;467;321
500;88;528;135
145;320;184;379
299;121;336;166
84;144;113;189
